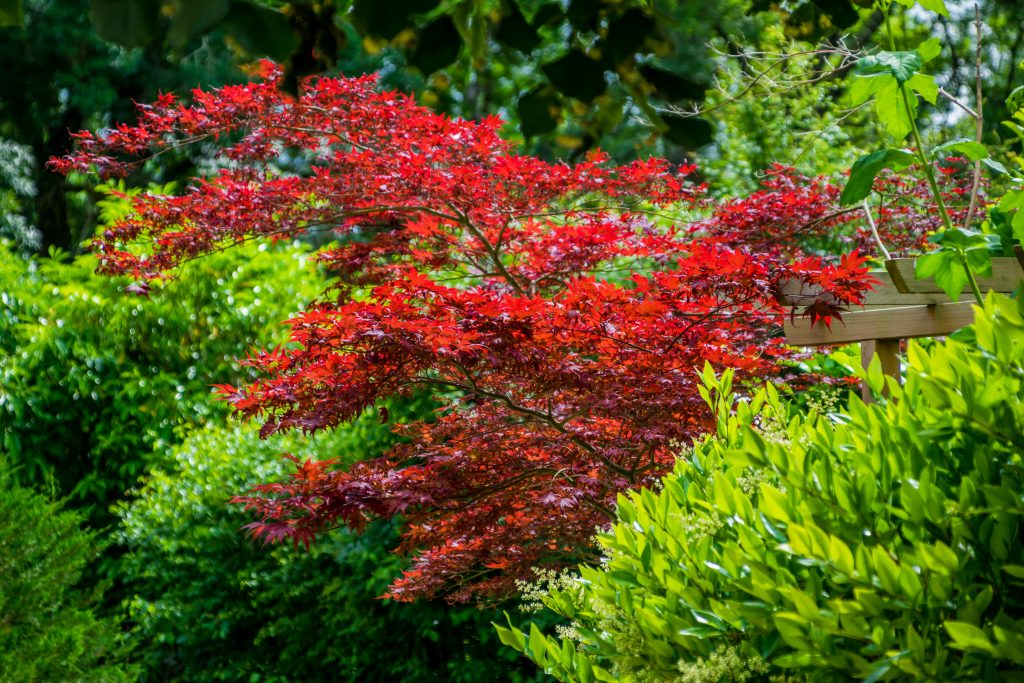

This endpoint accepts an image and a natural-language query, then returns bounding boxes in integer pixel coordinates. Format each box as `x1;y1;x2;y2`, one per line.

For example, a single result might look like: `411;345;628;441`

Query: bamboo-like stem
886;6;984;305
963;3;985;231
861;200;892;260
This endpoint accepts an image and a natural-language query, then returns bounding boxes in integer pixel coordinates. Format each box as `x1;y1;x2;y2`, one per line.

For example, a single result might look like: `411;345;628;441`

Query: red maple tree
52;64;877;602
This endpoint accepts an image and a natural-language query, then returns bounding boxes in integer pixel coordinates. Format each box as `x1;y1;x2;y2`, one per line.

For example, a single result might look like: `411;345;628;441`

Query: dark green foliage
503;294;1024;681
0;465;133;682
0;240;323;518
116;417;547;683
0;0;241;253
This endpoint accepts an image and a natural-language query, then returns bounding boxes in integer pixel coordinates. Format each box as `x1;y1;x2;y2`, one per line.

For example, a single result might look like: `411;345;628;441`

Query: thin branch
963;3;985;231
457;214;527;297
861;200;891;260
938;88;980;119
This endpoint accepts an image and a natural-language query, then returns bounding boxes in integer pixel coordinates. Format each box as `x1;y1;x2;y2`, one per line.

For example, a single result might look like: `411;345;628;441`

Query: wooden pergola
779;254;1024;398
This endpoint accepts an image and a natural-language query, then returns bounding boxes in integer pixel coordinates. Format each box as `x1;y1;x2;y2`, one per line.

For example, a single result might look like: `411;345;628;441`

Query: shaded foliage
0;464;133;682
116;417;547;683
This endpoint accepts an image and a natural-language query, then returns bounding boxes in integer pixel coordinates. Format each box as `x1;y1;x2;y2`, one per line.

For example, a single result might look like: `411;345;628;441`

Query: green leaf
1008;84;1024;116
932;138;989;161
222;1;298;61
1002;565;1024;579
848;74;895;106
840;148;916;205
916;36;943;61
916;251;966;300
494;623;526;652
982;158;1009;175
945;621;995;653
528;623;548;662
0;0;22;27
856;50;923;84
543;51;607;103
168;0;231;47
917;0;949;17
906;73;938;104
409;17;461;74
89;0;160;48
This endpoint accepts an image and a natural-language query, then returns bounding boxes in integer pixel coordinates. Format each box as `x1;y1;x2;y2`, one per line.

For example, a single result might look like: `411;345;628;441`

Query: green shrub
0;239;323;517
0;464;134;682
116;405;547;683
501;293;1024;682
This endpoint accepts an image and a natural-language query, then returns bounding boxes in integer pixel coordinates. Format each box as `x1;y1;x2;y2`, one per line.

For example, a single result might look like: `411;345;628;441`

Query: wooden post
860;340;876;403
859;339;900;401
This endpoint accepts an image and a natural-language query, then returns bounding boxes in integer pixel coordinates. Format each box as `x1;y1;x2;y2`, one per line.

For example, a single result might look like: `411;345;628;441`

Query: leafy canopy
52;65;876;602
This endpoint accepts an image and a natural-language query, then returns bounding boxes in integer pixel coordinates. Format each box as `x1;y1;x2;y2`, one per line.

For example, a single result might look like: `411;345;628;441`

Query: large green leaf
222;1;297;61
543;51;607;102
409;17;461;74
931;138;989;161
169;0;231;48
917;0;949;16
0;0;22;27
839;148;915;205
856;50;923;84
89;0;160;48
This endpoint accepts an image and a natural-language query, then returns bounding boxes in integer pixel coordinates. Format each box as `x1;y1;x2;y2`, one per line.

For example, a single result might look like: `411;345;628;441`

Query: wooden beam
885;256;1023;294
779;272;974;307
783;302;976;346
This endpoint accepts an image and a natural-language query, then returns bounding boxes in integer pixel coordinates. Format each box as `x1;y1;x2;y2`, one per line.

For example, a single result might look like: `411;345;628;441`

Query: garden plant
0;0;1020;679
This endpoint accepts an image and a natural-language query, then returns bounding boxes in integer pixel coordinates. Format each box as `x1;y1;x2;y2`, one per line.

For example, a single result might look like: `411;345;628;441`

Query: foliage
693;163;975;258
80;0;748;156
115;414;547;683
0;0;241;253
0;238;322;517
0;463;134;682
50;66;881;601
834;0;1024;303
501;292;1024;682
698;20;881;196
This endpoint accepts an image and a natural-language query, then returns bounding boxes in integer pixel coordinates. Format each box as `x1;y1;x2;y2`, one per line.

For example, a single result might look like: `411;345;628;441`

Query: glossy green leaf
932;138;989;161
840;148;916;205
856;50;923;84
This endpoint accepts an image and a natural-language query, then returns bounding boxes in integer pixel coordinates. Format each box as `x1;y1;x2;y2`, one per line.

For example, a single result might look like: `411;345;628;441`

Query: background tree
115;419;549;682
0;462;134;682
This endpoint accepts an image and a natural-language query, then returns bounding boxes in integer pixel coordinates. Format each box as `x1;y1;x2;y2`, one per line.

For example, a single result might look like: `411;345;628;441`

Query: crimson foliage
52;65;876;602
